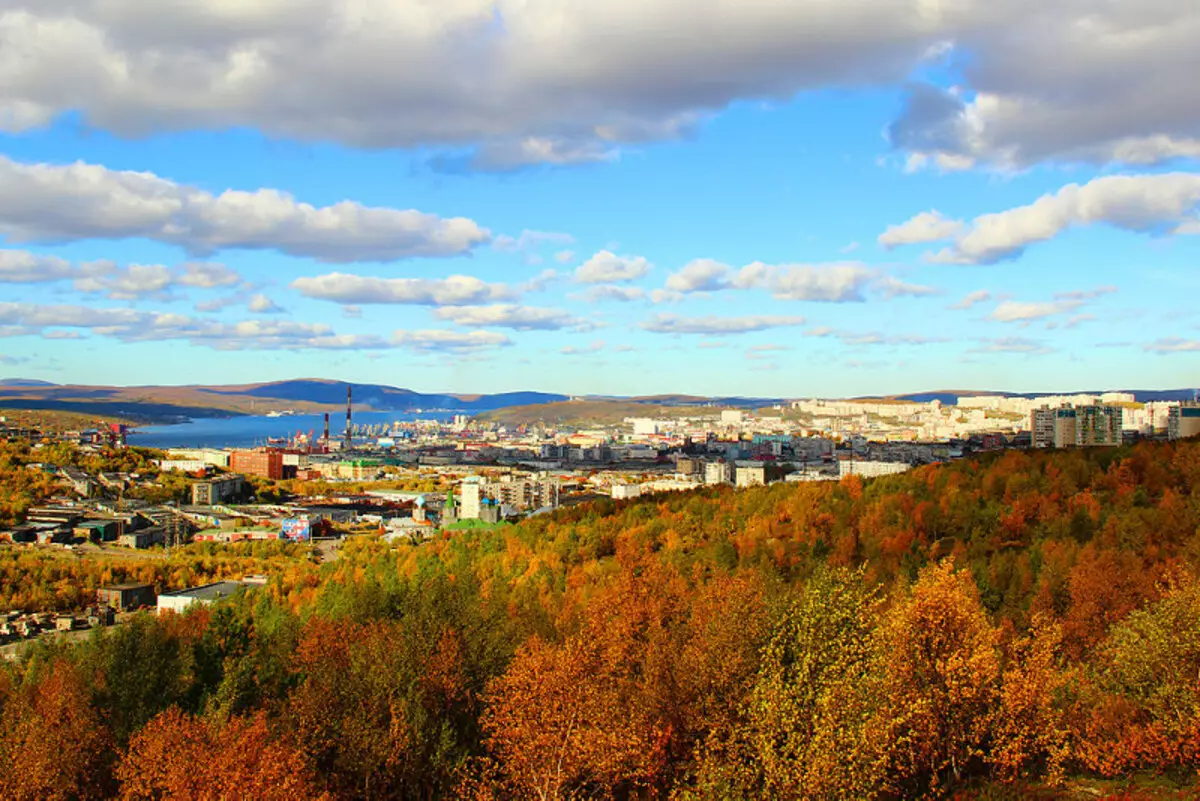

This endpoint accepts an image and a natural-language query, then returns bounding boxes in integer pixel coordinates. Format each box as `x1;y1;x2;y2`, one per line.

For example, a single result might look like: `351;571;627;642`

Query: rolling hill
0;379;568;423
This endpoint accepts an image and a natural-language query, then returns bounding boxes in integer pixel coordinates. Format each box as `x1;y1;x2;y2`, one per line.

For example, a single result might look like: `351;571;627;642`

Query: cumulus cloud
291;273;512;305
641;314;805;335
878;210;964;247
575;250;653;284
0;1;954;167
0;4;1195;172
0;249;243;301
904;173;1200;264
0;155;490;262
0;249;75;282
733;262;875;302
0;299;517;354
662;260;875;302
664;259;734;293
891;4;1200;170
432;304;591;331
247;293;285;314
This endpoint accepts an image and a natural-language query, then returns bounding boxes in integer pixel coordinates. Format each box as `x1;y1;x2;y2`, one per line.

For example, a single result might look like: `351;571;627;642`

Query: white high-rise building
460;478;483;520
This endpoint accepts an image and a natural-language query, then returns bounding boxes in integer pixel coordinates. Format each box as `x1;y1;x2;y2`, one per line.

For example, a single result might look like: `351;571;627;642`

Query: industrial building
191;475;248;506
97;584;156;611
157;580;259;615
230;449;285;480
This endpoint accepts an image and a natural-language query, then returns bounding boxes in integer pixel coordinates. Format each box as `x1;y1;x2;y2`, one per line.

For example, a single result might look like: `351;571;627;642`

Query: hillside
477;398;729;426
0;379;568;422
2;439;1199;799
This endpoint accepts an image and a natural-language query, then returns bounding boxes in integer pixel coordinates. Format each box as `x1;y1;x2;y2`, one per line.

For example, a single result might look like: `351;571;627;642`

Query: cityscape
4;386;1198;559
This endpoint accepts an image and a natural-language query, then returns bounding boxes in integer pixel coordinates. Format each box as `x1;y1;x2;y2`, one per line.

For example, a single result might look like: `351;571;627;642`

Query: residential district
2;391;1198;647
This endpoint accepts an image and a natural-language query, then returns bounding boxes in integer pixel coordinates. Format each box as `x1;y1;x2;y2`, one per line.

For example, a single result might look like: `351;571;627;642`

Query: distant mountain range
0;378;1195;424
0;378;567;423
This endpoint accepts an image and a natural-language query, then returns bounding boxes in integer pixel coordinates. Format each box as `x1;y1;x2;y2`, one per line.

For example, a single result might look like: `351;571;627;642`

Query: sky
0;1;1198;398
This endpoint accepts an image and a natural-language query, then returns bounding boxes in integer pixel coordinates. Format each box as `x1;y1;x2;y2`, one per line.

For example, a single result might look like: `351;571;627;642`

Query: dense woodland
2;439;1199;799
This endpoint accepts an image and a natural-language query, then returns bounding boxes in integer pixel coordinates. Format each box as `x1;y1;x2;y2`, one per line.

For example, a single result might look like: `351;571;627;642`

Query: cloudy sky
0;0;1198;397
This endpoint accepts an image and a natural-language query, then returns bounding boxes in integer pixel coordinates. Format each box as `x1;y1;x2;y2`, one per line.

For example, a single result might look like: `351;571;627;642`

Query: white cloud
891;4;1200;170
917;173;1200;265
520;268;560;293
248;293;285;314
973;337;1052;355
291;273;512;305
0;155;490;262
805;328;948;346
664;259;734;293
0;1;955;168
1144;338;1200;354
575;250;653;284
493;230;574;263
561;340;606;355
493;230;574;252
0;4;1196;173
432;304;590;331
391;330;512;353
878;210;964;248
554;250;576;264
585;285;646;303
989;300;1083;323
1054;285;1117;302
733;262;874;302
176;263;242;288
949;290;992;310
872;275;941;299
0;249;74;282
74;264;175;300
641;314;805;335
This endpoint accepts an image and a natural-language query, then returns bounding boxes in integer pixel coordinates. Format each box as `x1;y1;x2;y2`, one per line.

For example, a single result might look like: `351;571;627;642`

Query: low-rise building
157;581;257;615
192;475;248;506
97;583;157;612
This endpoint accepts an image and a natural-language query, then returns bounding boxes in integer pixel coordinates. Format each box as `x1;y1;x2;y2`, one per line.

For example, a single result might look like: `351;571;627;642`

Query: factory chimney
323;413;330;447
345;386;353;449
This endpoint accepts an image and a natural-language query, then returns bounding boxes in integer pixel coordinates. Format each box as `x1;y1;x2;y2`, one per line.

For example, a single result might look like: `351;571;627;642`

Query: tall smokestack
323;413;330;445
345;386;353;448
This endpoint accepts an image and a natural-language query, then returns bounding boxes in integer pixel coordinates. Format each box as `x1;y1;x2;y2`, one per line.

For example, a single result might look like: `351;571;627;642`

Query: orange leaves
0;659;113;801
116;707;326;800
880;561;1001;793
482;636;665;799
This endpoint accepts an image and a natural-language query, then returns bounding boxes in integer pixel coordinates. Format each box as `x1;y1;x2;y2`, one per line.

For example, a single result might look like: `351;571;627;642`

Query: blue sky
0;2;1197;398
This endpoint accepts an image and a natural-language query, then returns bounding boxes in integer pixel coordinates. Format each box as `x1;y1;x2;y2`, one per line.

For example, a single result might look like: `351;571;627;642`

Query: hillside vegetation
2;439;1199;799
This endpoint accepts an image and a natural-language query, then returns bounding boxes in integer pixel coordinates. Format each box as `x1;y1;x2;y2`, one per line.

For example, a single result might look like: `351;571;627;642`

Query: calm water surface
129;412;454;449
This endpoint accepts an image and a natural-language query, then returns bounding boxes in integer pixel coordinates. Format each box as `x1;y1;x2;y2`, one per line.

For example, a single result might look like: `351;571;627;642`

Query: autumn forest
3;439;1200;799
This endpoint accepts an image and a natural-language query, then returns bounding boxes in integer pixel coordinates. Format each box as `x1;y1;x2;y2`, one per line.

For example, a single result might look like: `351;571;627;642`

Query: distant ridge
0;378;58;387
0;378;568;423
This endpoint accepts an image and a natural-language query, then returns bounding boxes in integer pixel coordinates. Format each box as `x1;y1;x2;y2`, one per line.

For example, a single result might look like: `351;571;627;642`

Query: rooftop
160;581;252;602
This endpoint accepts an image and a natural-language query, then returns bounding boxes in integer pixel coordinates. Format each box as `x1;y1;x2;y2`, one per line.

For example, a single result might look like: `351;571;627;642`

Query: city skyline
1;3;1199;397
